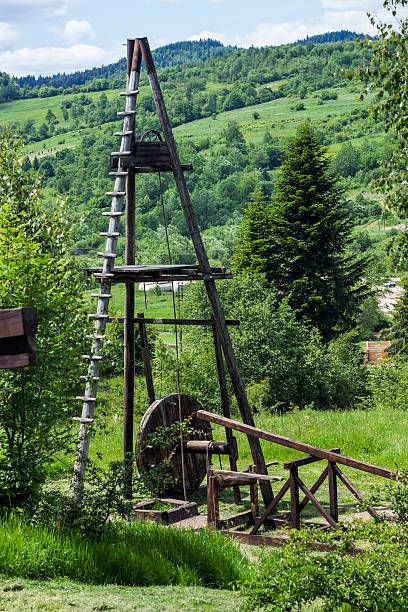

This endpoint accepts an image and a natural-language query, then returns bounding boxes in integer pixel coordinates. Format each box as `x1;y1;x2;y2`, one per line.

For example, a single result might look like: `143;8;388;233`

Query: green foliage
0;514;247;588
0;132;87;507
164;274;367;412
242;522;408;611
367;354;408;411
388;278;408;354
232;188;274;278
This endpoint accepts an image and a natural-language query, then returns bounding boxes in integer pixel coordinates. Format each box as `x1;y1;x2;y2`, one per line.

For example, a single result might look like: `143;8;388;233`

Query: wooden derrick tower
72;37;272;505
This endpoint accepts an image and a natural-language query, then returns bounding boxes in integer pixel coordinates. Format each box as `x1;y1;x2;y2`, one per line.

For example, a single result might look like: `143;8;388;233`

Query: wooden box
132;498;198;524
0;307;37;369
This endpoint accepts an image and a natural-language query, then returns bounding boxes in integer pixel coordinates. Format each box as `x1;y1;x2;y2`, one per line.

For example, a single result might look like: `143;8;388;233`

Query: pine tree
232;188;275;280
269;121;370;341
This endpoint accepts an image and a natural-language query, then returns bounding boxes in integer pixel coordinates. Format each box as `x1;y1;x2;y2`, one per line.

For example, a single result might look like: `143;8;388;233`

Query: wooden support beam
108;317;240;326
328;461;338;523
211;469;283;483
250;478;291;535
294;473;339;529
196;410;395;480
333;464;379;519
221;531;366;555
289;466;300;529
123;165;135;498
284;449;340;469
212;319;240;503
137;36;273;506
137;312;155;406
249;465;259;521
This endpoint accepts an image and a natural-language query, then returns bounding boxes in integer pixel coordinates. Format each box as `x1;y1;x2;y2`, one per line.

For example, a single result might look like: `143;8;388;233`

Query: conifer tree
232;187;275;280
269;121;370;341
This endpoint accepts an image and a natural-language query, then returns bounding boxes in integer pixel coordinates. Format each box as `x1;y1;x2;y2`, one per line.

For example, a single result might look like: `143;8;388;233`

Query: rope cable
158;172;187;501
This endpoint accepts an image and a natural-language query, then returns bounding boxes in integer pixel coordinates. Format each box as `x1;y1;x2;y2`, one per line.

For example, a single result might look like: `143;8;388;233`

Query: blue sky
0;1;393;76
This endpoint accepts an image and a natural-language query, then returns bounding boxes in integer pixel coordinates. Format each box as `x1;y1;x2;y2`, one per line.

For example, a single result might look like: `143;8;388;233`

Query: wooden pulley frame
135;393;228;495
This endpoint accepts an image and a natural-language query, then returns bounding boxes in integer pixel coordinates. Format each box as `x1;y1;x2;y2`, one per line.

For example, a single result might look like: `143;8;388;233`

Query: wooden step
109;171;128;176
114;131;133;136
102;211;122;216
80;375;100;381
88;313;109;319
111;151;132;156
93;273;114;279
82;354;103;361
97;252;116;259
117;110;136;116
91;293;111;298
76;396;97;402
100;232;120;237
119;90;139;96
73;417;95;424
105;191;126;196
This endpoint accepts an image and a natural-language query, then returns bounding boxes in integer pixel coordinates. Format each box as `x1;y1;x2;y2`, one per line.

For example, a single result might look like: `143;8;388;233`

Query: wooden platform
86;264;232;283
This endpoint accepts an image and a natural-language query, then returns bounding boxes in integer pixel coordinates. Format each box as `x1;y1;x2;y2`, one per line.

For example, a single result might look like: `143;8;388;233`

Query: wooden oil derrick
71;37;273;506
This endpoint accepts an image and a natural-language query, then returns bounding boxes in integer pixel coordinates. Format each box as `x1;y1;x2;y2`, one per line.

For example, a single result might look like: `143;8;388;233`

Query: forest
3;8;408;612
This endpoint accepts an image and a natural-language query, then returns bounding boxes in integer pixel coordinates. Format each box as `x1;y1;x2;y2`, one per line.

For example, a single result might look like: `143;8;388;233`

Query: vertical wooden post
249;465;259;522
123;166;136;498
207;470;219;527
328;461;338;523
212;319;241;504
137;37;272;506
137;313;155;406
289;467;300;529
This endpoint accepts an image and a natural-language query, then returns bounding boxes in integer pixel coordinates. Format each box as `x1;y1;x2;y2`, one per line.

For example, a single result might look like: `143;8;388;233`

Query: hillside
0;35;397;276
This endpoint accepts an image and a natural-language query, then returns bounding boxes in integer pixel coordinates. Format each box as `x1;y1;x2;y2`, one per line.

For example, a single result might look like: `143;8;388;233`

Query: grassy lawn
0;578;241;612
84;284;175;317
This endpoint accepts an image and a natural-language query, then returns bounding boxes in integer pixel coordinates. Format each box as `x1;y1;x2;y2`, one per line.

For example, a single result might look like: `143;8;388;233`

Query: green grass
0;516;247;589
84;285;175;318
0;577;241;612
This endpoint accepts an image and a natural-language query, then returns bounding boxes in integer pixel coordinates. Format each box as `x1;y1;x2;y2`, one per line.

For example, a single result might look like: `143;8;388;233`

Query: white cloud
0;0;74;21
0;22;19;51
188;30;228;43
0;44;119;76
50;20;95;44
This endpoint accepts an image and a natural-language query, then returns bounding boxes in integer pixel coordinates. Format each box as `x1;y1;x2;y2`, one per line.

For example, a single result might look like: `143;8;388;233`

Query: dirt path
377;278;404;315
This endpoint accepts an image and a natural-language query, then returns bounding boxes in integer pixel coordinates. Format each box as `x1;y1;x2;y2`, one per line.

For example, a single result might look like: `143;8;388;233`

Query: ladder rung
114;131;133;136
102;211;123;216
119;90;139;96
88;313;109;319
91;293;112;298
73;417;95;424
93;273;114;279
109;171;128;176
97;252;117;259
100;232;120;237
117;110;136;116
111;151;132;157
80;375;100;380
105;191;126;196
76;396;97;402
82;354;103;361
86;334;105;340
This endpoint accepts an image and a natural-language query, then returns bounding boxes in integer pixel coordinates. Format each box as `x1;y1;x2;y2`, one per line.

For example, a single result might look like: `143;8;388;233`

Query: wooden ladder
71;40;141;499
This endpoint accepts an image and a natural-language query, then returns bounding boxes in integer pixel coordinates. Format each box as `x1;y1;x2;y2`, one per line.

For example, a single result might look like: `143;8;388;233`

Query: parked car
383;280;396;287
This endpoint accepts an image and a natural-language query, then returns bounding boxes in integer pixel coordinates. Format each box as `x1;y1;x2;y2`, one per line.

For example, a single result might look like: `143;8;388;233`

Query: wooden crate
132;498;198;524
0;307;37;369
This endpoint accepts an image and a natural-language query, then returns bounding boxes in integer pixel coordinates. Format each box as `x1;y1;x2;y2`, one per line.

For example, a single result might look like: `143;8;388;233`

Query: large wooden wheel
135;394;212;495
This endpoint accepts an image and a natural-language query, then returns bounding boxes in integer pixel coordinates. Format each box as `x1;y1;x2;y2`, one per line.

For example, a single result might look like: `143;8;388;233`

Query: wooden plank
211;469;283;482
220;531;366;555
217;510;252;530
284;448;340;469
133;317;240;326
0;352;32;369
196;410;395;480
137;313;155;406
0;307;37;339
289;467;300;529
137;36;273;506
249;465;259;520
